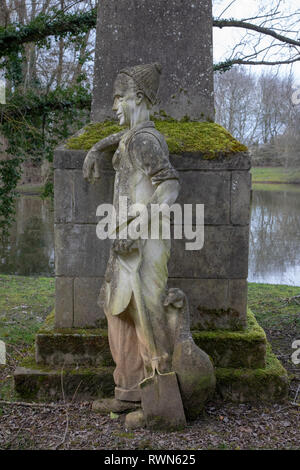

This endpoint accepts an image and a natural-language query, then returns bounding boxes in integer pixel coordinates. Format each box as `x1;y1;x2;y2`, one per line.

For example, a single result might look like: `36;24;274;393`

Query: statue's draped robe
99;121;179;401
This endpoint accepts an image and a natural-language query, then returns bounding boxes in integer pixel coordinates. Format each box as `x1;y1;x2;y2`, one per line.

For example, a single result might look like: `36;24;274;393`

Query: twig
60;363;65;402
55;365;69;450
71;380;82;404
54;409;69;450
292;384;300;405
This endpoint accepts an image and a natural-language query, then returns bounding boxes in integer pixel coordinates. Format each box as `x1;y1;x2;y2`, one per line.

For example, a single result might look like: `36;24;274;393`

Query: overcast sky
213;0;300;86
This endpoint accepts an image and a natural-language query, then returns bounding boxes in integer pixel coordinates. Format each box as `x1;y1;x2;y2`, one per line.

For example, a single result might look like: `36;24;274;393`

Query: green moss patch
37;309;266;370
193;309;266;342
216;344;289;403
193;309;266;369
66;120;247;159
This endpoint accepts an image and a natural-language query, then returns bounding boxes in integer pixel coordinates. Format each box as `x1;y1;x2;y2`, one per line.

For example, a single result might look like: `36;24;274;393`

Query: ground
0;275;299;450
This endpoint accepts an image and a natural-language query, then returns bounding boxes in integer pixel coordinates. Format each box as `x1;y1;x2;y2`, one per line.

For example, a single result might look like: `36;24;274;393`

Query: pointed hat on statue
120;62;162;105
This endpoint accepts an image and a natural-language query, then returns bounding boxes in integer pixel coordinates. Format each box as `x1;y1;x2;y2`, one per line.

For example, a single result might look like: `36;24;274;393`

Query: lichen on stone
66;119;248;159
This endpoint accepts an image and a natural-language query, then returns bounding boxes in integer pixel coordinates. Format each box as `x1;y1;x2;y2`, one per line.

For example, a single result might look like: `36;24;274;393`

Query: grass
252;183;300;193
248;283;300;379
247;283;300;331
0;275;54;400
251;167;300;184
0;275;55;346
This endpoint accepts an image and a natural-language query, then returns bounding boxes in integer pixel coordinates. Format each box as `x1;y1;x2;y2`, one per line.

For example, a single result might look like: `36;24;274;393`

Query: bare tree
213;0;300;70
215;66;300;168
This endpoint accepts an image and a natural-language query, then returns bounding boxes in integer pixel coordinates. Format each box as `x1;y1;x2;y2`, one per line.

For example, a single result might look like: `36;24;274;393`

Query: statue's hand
83;150;101;183
112;239;138;255
82;130;127;184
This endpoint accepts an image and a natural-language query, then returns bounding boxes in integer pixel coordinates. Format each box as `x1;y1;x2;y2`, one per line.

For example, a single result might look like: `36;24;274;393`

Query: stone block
54;169;114;224
216;347;289;403
168;278;247;330
14;359;115;402
55;224;111;277
74;277;106;328
35;329;112;367
228;279;248;321
54;277;73;328
169;226;249;279
193;310;266;368
14;347;288;404
73;170;114;224
231;171;251;225
177;171;230;225
92;0;214;121
170;152;251;171
34;309;264;369
54;170;73;224
54;147;87;170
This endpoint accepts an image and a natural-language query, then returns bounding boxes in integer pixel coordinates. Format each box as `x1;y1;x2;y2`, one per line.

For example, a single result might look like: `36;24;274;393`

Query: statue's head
112;63;161;126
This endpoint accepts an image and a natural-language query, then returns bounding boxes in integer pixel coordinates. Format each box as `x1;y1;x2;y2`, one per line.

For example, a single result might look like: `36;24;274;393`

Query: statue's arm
83;129;126;183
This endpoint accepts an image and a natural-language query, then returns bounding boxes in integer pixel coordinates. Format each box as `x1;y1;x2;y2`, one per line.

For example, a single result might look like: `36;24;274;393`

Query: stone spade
139;370;186;431
164;288;216;420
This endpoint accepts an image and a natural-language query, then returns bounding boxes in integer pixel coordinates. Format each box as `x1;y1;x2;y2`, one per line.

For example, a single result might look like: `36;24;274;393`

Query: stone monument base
14;310;289;408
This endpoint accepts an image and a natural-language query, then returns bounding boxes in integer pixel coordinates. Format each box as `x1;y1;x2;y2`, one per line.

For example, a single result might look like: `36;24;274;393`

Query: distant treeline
215;68;300;168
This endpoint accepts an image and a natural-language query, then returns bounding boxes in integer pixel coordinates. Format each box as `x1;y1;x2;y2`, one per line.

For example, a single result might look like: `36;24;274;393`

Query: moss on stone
193;309;266;342
192;309;267;369
216;344;289;403
14;355;115;401
66;119;248;158
38;311;108;337
37;309;265;369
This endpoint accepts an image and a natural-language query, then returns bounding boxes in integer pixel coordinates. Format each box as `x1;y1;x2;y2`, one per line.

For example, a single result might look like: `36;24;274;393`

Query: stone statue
83;63;215;428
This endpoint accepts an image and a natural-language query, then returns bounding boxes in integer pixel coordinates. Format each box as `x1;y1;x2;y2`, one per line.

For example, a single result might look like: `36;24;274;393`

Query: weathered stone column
91;0;214;122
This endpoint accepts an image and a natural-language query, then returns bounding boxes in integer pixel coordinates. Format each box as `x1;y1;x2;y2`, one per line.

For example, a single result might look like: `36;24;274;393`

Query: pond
0;195;54;277
248;184;300;286
1;185;300;285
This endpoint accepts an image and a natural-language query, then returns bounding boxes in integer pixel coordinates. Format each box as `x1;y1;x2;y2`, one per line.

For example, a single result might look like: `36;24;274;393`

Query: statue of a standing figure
83;64;215;428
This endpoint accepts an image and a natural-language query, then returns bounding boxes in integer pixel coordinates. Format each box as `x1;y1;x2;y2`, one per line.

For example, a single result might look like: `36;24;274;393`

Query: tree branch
0;7;97;57
213;18;300;47
0;87;92;122
214;56;300;72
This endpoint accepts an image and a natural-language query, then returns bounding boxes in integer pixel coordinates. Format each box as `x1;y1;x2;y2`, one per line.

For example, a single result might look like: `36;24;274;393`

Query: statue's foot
92;398;141;414
125;409;145;429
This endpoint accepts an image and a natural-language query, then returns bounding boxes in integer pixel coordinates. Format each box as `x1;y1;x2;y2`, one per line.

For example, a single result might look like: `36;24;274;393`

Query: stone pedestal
13;123;289;407
53;145;250;331
92;0;214;121
14;309;288;403
13;0;289;409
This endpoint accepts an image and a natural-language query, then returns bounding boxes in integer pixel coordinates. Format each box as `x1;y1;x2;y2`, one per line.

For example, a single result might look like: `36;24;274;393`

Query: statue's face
112;74;140;126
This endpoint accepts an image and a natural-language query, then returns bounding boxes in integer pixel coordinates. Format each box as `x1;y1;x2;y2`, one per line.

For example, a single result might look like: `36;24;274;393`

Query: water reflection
0;186;299;285
0;196;54;276
249;186;300;286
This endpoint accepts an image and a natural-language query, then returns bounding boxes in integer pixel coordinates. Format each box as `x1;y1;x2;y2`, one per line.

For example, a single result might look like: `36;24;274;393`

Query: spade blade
139;371;186;431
